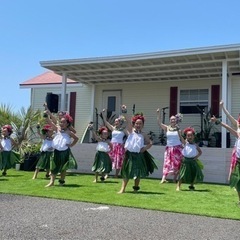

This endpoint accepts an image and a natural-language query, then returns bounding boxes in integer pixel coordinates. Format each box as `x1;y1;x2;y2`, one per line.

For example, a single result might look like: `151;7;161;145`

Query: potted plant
202;109;217;147
11;107;42;170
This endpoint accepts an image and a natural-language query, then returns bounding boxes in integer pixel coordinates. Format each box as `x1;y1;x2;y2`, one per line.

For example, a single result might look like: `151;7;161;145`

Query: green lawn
0;169;239;220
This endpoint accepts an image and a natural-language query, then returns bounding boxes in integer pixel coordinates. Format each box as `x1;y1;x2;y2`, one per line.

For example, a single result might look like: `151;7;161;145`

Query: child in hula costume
176;127;203;191
89;124;113;183
211;115;240;206
45;114;79;187
118;106;158;193
0;125;19;176
32;124;54;179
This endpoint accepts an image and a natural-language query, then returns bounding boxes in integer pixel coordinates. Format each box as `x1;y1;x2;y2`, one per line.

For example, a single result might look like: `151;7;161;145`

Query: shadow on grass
127;191;165;195
1;175;24;178
100;180;120;184
0;178;9;181
60;184;82;188
180;189;211;192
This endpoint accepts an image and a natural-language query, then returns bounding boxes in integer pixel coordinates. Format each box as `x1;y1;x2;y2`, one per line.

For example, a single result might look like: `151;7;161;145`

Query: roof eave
40;43;240;67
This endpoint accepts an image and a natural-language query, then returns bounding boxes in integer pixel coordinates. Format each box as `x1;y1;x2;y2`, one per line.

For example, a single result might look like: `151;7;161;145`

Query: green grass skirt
50;148;77;175
121;150;158;179
92;151;112;173
0;151;20;170
179;157;204;184
36;151;53;170
229;160;240;191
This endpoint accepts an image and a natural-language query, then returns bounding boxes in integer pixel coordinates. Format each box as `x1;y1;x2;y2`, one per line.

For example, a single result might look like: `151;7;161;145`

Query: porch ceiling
40;44;240;84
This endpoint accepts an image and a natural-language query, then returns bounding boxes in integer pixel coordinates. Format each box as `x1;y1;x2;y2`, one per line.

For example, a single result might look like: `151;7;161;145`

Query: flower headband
2;125;13;134
183;127;195;135
98;127;108;135
132;112;145;124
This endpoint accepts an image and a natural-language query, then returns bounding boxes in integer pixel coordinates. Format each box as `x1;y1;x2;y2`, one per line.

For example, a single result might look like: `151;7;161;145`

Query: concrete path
0;194;239;240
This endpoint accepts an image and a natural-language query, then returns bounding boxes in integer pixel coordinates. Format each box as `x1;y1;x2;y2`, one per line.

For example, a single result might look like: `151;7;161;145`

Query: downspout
221;60;227;148
61;72;67;111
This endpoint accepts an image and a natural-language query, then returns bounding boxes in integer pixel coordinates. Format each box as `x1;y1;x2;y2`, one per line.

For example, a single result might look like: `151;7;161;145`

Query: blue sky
1;0;240;112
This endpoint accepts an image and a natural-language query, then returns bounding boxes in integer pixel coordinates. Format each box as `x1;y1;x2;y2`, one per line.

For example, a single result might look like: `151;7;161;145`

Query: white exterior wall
94;78;221;144
31;84;93;140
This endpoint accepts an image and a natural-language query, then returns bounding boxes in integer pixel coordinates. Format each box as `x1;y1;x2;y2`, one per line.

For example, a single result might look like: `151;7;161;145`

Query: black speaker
46;93;59;113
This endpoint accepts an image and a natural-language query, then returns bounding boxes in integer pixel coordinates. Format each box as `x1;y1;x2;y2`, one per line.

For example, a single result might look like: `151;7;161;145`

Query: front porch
70;143;232;184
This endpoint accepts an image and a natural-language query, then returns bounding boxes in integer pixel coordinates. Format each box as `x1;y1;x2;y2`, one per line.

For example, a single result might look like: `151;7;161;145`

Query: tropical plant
202;108;217;141
0;105;43;162
11;107;42;161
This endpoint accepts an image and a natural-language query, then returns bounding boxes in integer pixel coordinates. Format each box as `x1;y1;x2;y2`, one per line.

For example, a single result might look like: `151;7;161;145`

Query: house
20;44;240;184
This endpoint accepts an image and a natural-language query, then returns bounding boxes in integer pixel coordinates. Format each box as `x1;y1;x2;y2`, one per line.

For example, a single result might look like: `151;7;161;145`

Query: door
102;90;122;118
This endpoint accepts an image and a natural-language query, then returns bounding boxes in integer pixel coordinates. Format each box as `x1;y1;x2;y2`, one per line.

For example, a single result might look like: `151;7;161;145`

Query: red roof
20;71;76;86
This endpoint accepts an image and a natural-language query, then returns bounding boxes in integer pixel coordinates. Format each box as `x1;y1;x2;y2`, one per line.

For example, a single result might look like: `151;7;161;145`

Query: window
180;89;209;114
107;96;116;112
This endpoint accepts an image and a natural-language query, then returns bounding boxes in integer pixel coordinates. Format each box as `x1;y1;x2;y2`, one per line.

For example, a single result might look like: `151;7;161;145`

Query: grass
0;169;239;220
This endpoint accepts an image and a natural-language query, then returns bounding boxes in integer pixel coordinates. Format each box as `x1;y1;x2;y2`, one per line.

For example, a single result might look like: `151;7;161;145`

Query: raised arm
121;105;132;133
43;103;58;124
101;109;114;131
219;100;238;129
88;123;101;142
157;108;168;131
211;115;238;138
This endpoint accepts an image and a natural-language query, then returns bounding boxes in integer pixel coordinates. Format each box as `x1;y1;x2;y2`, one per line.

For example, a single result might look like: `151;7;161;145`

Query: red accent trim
169;87;178;117
211;85;220;116
69;92;76;126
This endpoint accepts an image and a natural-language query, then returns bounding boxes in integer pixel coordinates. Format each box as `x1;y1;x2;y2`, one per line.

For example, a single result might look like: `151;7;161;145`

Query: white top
96;141;110;152
52;131;71;151
40;139;54;152
182;142;198;158
166;130;182;146
235;138;240;158
1;138;12;151
111;130;125;143
124;132;144;153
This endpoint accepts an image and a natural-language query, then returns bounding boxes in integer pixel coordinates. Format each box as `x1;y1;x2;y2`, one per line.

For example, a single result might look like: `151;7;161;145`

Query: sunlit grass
0;169;239;220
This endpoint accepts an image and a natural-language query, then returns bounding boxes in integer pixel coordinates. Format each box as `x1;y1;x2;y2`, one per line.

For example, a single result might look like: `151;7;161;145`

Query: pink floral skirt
228;147;237;181
162;145;183;177
109;143;125;170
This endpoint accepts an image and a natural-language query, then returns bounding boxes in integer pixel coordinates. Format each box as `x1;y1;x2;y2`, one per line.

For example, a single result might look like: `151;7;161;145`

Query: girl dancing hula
211;116;240;206
220;100;239;181
157;109;183;183
89;124;113;183
45;114;79;187
102;108;127;178
32;124;54;179
118;107;158;193
0;125;19;176
176;127;203;191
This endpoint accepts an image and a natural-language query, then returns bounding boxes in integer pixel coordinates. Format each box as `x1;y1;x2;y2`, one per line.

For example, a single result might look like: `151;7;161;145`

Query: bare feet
45;182;54;187
176;186;180;191
160;180;168;184
117;190;125;194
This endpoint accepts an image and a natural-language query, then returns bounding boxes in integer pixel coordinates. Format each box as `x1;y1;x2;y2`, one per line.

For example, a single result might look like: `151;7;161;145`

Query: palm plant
0;104;42;162
12;107;42;161
202;109;217;141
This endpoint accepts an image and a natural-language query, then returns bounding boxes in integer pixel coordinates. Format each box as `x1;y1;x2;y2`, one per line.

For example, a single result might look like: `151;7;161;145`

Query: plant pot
202;140;209;147
23;154;39;171
15;163;21;171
